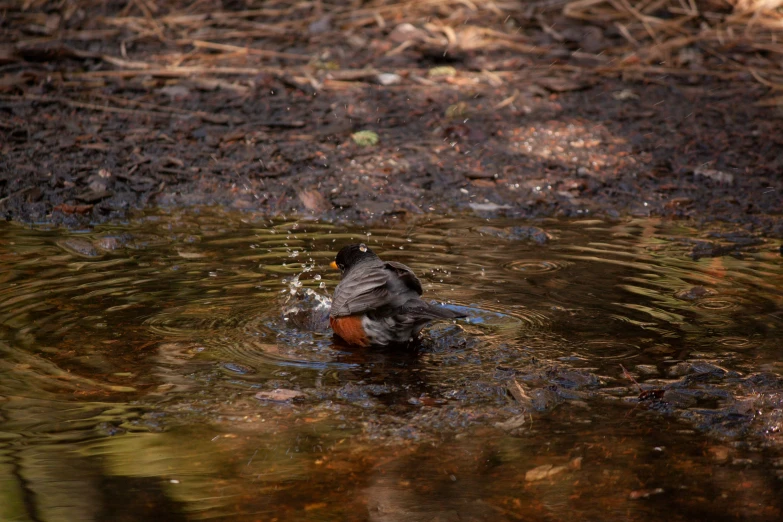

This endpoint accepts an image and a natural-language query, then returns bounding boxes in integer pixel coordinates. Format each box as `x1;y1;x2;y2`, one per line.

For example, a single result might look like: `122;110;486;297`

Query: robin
329;243;465;346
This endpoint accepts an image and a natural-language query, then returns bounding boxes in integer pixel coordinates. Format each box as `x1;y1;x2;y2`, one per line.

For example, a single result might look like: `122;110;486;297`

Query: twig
0;93;173;118
596;64;745;79
0;94;244;124
178;39;311;61
93;93;246;123
69;65;286;78
749;68;783;90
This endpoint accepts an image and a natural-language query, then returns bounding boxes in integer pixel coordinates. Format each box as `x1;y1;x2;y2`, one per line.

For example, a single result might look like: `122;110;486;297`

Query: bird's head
330;243;378;273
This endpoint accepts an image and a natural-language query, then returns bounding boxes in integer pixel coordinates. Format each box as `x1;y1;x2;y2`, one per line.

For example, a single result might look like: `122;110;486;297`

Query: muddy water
0;210;781;522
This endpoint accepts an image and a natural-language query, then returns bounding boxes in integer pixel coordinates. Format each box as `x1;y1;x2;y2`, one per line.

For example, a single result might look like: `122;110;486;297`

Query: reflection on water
0;211;782;521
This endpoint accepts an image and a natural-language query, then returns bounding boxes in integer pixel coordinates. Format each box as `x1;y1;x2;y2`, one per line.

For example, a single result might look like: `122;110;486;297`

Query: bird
328;243;465;347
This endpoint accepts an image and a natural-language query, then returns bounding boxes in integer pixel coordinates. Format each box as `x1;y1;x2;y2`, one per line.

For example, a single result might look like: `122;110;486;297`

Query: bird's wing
330;262;419;317
383;261;423;295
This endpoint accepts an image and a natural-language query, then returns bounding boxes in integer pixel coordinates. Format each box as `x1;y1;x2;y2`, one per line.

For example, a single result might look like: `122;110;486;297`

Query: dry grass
2;0;783;93
565;0;783;78
566;0;783;91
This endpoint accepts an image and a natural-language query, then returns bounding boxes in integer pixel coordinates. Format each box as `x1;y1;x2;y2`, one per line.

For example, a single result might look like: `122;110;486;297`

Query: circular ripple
717;337;754;349
504;260;570;274
449;303;549;330
694;296;742;311
145;305;254;337
698;317;735;330
579;340;641;360
145;288;355;374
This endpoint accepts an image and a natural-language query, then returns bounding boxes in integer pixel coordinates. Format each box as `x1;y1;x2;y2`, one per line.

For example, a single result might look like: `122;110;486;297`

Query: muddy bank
1;1;782;234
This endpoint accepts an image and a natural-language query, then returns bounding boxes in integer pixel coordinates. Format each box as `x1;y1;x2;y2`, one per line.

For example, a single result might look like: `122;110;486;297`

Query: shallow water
0;210;781;522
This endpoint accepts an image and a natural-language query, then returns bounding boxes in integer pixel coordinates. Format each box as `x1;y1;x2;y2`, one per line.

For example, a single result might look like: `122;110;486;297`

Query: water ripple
504;259;570;274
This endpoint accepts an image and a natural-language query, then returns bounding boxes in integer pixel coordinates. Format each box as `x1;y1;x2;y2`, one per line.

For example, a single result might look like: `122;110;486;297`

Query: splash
280;273;332;332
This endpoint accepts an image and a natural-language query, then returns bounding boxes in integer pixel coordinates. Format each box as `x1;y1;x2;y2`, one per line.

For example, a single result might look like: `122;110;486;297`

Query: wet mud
1;2;782;235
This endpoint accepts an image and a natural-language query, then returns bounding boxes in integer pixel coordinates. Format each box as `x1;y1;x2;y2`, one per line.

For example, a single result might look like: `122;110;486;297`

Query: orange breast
330;316;370;347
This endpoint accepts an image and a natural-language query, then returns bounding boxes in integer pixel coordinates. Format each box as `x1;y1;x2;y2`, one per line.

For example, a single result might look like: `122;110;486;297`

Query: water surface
0;210;781;521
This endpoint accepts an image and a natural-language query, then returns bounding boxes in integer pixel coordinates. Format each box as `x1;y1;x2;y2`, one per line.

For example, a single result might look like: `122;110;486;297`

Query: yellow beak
330;261;338;270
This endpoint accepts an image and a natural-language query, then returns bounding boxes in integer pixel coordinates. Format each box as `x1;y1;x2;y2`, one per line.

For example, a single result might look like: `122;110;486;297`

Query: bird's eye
359;244;367;252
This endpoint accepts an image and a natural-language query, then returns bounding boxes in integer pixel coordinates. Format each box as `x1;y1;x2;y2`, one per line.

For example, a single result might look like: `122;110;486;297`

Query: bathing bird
329;243;465;346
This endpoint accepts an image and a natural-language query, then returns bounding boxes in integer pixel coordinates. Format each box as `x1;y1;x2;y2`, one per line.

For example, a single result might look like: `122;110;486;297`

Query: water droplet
314;274;321;280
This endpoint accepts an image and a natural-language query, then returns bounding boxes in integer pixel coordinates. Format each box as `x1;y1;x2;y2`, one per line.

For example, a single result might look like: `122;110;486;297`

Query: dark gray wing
384;261;423;295
330;262;421;317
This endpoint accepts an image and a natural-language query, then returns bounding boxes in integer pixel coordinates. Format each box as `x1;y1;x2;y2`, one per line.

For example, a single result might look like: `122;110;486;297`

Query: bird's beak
330;261;338;270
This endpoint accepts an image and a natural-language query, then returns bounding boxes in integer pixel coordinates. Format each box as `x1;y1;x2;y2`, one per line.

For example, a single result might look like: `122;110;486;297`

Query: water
0;210;781;521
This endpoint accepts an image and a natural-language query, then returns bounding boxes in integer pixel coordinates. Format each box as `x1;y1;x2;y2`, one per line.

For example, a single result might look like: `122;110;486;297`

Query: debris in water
629;488;665;500
674;286;716;301
525;464;568;481
255;389;306;403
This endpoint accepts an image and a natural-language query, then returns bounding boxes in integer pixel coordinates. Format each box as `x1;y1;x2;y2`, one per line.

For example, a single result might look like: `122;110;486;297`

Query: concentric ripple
504;259;570;274
1;208;783;522
576;340;642;360
0;208;781;427
717;337;755;349
694;296;744;311
146;287;352;375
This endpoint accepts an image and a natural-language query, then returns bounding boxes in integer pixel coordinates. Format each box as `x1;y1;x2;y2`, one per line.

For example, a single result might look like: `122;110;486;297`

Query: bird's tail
402;299;467;320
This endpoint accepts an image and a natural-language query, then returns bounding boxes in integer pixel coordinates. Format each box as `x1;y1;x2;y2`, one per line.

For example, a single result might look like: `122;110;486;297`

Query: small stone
635;364;659;375
308;15;332;34
709;446;730;462
674;286;715;301
159;85;191;99
95;235;130;251
298;189;331;212
694;166;734;185
536;76;593;92
612;89;639;101
57;238;101;257
376;73;402;86
388;23;426;44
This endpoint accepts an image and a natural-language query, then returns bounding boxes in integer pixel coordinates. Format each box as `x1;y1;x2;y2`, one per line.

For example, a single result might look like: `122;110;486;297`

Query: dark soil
1;1;782;235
